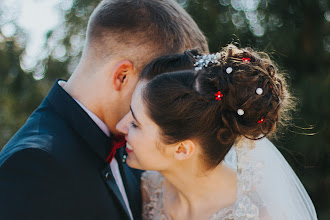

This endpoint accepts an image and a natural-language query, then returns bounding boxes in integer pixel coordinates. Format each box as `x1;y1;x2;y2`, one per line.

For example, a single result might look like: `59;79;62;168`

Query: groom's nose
116;113;130;134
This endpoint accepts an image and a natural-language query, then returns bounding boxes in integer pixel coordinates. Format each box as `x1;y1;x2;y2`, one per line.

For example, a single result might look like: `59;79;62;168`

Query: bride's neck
160;161;237;213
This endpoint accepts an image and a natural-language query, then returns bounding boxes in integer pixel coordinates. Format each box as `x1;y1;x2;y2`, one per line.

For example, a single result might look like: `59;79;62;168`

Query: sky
3;0;64;70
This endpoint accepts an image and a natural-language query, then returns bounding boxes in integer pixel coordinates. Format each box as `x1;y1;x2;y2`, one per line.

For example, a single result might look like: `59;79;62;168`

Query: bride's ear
173;140;196;161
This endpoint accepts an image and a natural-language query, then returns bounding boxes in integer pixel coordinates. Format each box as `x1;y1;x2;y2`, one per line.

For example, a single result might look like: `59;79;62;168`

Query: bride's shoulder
141;171;165;188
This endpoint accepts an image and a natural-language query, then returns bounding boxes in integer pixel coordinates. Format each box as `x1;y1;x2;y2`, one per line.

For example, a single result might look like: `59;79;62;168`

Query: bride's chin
125;156;141;169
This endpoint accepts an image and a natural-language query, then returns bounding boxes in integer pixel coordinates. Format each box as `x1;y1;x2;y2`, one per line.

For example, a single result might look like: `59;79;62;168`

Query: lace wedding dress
141;138;317;220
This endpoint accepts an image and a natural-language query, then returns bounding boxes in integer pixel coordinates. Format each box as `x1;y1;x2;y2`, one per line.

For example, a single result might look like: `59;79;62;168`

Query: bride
116;45;317;220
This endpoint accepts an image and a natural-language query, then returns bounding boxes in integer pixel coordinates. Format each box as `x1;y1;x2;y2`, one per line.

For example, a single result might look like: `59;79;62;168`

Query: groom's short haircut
86;0;209;71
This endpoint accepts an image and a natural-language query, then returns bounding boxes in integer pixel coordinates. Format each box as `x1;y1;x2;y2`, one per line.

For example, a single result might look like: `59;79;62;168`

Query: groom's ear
112;60;134;91
173;140;196;161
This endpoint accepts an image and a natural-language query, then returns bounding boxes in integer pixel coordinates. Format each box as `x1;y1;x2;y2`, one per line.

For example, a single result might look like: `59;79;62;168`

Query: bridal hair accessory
215;91;224;100
256;88;263;95
226;67;233;74
242;57;251;63
258;117;265;124
194;53;221;70
237;109;245;116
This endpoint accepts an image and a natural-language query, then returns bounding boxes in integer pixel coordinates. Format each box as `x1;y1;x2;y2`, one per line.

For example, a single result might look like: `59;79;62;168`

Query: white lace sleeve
141;171;169;220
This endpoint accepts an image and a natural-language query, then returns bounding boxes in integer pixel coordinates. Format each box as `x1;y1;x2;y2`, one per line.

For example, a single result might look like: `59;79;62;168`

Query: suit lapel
115;147;143;220
102;165;131;220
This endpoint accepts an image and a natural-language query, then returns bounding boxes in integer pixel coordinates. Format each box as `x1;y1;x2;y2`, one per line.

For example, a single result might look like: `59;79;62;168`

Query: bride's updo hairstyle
140;45;293;169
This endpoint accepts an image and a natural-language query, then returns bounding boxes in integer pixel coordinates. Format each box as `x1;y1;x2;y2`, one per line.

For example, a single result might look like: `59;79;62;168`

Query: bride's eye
130;121;138;128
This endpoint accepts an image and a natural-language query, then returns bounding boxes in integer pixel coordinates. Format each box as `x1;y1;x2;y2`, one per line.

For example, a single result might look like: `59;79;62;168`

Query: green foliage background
0;0;329;218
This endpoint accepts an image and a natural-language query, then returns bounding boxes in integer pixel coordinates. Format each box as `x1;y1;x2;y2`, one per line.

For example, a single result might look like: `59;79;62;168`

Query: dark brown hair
86;0;209;71
139;50;197;81
140;45;294;169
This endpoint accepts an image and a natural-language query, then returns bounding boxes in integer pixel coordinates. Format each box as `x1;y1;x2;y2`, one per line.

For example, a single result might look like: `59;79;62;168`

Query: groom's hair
85;0;209;71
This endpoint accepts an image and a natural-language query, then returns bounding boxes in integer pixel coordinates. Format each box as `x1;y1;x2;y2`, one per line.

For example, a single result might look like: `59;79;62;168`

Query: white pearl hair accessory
226;67;233;74
237;109;245;116
256;88;263;95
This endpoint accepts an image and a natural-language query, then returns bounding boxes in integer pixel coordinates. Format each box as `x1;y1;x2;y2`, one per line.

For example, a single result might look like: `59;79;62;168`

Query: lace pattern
232;146;264;220
141;171;169;220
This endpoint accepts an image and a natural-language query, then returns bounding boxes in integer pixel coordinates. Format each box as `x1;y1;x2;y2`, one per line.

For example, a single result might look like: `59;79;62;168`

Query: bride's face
116;81;174;170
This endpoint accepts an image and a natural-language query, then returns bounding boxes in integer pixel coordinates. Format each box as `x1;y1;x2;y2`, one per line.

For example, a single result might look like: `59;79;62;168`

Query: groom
0;0;208;219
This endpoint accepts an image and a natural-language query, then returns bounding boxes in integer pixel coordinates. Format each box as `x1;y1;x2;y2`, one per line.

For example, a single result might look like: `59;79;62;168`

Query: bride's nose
116;113;130;134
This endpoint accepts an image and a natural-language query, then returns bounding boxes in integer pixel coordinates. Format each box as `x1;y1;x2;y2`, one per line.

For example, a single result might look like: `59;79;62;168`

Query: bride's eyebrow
130;105;140;124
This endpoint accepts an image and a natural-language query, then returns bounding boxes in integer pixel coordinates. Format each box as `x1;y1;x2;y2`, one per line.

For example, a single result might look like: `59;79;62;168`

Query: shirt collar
58;80;110;137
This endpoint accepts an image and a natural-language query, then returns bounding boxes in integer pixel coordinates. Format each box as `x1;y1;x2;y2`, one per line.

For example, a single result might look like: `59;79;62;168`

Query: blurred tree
0;0;329;218
0;2;45;147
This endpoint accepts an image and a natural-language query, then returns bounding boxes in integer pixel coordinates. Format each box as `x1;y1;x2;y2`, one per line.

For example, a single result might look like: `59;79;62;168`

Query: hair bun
194;44;292;141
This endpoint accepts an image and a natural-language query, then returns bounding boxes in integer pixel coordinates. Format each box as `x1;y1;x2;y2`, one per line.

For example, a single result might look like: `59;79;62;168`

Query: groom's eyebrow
130;106;140;124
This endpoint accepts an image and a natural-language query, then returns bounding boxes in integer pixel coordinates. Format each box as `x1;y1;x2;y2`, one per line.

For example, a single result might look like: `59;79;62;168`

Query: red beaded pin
258;117;265;124
215;91;223;100
242;57;251;63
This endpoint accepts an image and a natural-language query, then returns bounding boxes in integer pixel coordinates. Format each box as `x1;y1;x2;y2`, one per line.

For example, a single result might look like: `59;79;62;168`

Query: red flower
215;91;223;100
242;57;251;63
258;118;265;124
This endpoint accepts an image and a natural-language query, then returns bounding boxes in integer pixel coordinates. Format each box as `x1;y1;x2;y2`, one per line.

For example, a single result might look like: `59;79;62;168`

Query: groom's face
116;81;174;170
116;72;140;122
103;63;140;135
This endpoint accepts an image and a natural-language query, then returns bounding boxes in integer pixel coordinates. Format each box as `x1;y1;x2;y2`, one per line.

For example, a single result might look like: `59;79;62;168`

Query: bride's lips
126;143;133;153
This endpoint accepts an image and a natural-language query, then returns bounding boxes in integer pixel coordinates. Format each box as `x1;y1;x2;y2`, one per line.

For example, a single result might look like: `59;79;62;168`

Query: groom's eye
130;121;138;128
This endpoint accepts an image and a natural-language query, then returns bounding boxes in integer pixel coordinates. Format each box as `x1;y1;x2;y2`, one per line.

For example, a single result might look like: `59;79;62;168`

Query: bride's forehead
131;85;148;118
133;80;147;96
132;84;144;106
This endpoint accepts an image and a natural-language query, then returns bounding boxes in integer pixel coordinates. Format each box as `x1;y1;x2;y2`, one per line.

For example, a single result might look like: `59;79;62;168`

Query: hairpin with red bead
215;91;223;100
258;117;266;124
242;57;251;63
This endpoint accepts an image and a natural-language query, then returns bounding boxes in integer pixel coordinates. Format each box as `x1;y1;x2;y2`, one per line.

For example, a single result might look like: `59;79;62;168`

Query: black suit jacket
0;80;143;220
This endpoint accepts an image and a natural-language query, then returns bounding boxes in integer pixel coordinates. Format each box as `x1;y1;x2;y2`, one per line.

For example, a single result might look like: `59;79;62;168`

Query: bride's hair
140;44;294;169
